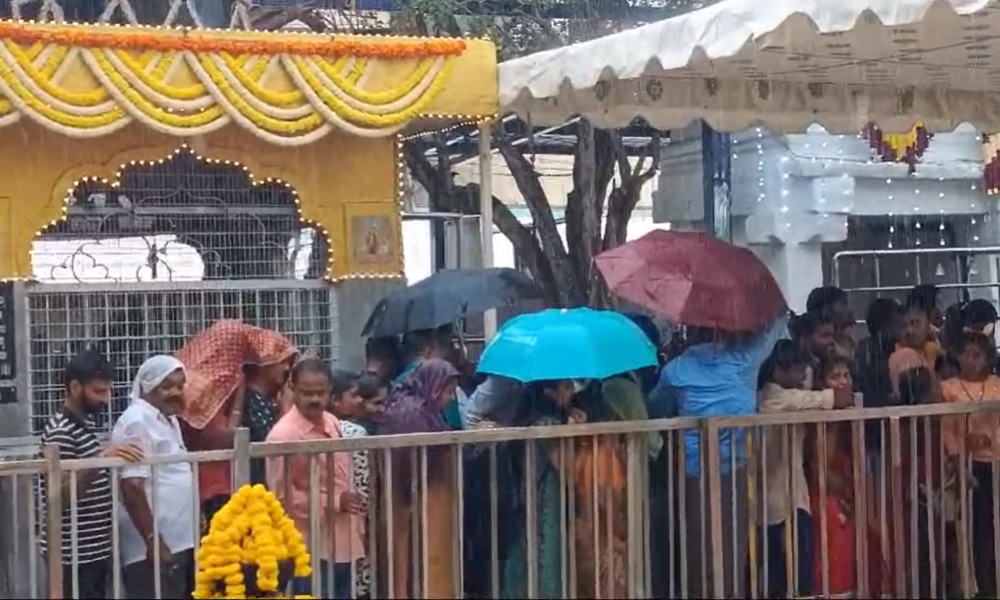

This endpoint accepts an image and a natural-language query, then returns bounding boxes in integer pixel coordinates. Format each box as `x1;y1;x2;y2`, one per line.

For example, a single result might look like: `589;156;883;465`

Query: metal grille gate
22;148;337;434
24;281;338;433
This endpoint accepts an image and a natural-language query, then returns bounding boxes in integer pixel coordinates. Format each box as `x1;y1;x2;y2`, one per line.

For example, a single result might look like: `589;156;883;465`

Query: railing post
703;421;725;600
625;433;645;599
43;444;63;599
233;427;250;489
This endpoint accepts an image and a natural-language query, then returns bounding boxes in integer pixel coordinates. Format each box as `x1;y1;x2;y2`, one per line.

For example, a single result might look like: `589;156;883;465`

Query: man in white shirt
110;355;196;599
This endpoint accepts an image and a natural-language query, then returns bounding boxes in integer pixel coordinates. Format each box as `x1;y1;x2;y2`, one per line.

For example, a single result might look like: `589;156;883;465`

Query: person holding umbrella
501;379;587;599
477;308;659;598
362;335;401;387
595;229;790;598
395;325;469;429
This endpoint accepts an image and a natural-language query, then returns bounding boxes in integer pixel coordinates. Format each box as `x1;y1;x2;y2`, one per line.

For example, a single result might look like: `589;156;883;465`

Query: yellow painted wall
0;120;401;279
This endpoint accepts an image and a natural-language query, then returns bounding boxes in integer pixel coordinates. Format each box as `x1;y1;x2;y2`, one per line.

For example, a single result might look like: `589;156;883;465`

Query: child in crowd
808;356;887;596
894;366;963;598
755;340;852;598
941;331;1000;597
889;301;941;398
329;370;386;600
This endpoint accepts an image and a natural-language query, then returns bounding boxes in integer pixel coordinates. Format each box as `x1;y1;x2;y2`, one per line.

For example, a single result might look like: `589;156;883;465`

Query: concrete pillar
333;278;405;370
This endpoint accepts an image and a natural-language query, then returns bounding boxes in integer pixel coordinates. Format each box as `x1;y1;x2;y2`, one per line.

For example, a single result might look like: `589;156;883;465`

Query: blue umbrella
477;308;658;382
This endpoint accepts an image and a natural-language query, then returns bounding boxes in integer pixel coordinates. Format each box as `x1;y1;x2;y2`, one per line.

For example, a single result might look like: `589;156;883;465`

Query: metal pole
233;428;250;489
478;121;497;340
44;444;63;599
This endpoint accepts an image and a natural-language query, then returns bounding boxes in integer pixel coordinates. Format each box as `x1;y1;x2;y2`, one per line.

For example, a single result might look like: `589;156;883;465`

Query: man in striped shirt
41;349;142;599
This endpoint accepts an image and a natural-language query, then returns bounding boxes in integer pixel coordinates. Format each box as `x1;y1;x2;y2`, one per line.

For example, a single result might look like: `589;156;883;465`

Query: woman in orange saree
574;373;655;599
573;434;628;599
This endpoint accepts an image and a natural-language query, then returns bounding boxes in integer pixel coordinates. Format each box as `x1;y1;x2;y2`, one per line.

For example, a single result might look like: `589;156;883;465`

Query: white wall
652;123;995;312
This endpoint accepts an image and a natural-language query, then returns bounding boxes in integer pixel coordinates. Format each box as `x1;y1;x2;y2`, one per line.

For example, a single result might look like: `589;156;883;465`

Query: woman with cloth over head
378;358;461;599
176;320;297;523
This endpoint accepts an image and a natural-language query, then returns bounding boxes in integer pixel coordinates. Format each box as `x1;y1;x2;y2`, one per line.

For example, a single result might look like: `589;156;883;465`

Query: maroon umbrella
595;229;787;332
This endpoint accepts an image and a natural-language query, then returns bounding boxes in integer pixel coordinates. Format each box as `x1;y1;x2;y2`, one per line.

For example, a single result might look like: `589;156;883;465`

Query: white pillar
478;121;497;340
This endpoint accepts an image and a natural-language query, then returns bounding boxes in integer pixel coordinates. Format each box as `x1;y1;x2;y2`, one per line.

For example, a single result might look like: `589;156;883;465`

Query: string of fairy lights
738;124;991;252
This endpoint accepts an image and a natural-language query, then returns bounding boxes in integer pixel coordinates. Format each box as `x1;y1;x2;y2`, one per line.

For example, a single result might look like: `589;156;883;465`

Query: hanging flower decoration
862;122;931;175
0;21;467;59
0;24;493;143
193;484;314;600
0;42;457;142
982;133;1000;195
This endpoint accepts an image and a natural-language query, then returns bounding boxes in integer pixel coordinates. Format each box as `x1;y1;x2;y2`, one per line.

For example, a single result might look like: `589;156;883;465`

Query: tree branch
498;137;583;306
602;130;662;251
404;140;560;305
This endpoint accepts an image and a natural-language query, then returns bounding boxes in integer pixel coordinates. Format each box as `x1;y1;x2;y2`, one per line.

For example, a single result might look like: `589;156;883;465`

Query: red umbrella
594;229;787;332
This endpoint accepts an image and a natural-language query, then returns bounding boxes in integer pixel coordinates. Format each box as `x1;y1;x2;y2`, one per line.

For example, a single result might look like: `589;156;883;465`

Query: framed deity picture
344;203;401;274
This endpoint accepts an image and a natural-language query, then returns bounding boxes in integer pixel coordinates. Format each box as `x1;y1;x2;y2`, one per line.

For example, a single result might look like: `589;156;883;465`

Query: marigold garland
287;55;455;128
4;40;108;106
0;20;467;59
109;49;206;101
0;57;127;129
89;50;226;129
309;54;436;106
0;33;476;141
193;484;314;600
214;53;305;109
197;56;323;135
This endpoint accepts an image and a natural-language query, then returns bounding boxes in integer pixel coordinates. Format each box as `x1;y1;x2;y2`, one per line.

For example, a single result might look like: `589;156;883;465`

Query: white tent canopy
498;0;1000;133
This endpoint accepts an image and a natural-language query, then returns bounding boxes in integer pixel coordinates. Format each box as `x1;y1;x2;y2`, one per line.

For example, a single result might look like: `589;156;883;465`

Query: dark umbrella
594;229;787;332
361;268;543;337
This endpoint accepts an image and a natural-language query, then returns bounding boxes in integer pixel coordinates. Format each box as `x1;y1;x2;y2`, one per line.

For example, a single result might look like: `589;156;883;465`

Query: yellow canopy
0;21;498;144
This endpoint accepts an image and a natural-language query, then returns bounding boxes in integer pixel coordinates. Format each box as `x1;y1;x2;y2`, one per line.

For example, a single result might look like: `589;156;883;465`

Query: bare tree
265;0;669;306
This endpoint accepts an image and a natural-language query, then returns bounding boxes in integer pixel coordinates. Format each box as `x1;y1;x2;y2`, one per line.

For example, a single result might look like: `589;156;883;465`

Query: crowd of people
37;285;1000;599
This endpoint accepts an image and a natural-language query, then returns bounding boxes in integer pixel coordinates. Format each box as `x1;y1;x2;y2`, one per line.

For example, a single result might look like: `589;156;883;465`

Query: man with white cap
111;355;196;599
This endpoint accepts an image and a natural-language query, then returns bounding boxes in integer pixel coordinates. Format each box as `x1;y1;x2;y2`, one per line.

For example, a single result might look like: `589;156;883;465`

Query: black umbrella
361;268;543;337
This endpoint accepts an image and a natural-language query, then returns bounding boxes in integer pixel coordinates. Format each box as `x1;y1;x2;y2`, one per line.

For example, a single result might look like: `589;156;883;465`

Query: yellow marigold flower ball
258;577;279;592
193;484;312;598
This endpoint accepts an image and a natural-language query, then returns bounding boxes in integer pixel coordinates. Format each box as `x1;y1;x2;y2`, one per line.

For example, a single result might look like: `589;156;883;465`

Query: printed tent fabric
499;0;1000;133
0;20;498;144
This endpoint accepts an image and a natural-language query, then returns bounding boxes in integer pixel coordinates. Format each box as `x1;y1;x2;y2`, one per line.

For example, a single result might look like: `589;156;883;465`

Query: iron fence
4;402;1000;598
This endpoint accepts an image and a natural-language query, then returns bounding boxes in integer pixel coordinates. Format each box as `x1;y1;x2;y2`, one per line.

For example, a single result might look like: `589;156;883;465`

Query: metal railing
832;246;1000;309
6;402;1000;598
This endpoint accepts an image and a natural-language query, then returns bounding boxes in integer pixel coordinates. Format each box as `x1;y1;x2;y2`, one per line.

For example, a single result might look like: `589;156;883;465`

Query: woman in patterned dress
328;370;389;599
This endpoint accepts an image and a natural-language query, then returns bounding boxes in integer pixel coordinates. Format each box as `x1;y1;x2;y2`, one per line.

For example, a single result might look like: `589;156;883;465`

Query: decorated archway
0;20;498;281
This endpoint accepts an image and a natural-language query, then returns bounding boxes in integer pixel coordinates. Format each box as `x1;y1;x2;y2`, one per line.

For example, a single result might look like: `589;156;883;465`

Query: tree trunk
404;140;561;305
603;131;662;251
498;138;584;306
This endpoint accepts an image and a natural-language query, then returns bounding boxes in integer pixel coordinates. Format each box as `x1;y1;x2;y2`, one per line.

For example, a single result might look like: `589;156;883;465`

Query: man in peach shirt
266;359;365;599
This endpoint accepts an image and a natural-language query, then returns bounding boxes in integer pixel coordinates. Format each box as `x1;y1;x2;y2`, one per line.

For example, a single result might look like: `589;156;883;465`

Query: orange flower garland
0;21;467;59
